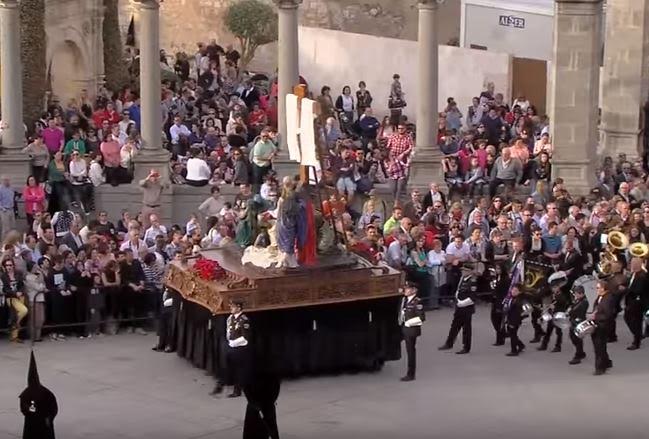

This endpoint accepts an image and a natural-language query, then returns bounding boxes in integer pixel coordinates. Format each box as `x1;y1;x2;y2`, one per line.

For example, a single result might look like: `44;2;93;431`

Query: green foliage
20;0;46;131
103;0;130;92
225;0;278;69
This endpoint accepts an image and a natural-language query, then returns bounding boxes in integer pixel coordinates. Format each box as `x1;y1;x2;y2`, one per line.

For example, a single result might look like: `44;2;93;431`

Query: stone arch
48;39;89;106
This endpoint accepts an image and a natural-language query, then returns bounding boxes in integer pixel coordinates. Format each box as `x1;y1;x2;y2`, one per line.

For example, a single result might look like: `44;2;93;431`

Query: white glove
404;317;423;327
457;298;474;308
228;336;248;348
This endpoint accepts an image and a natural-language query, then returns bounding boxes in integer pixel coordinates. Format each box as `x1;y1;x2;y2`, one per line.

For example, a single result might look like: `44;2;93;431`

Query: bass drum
572;275;598;306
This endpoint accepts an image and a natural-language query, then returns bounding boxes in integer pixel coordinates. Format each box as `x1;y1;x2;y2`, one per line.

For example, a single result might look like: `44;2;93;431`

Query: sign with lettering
499;15;525;29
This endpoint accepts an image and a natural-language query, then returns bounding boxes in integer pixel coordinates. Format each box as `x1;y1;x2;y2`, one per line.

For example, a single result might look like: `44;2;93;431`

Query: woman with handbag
335;86;355;135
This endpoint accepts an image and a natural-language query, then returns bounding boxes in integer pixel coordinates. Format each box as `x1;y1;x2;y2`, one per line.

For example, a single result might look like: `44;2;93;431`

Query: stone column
549;0;603;195
133;0;169;181
600;0;649;159
0;0;28;181
409;0;444;190
273;0;300;178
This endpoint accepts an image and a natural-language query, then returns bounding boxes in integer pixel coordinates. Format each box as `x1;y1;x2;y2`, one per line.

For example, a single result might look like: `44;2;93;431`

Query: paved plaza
1;306;649;439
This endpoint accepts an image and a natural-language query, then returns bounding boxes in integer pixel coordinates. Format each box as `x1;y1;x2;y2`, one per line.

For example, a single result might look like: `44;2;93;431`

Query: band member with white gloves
568;285;589;365
212;299;251;397
439;264;479;354
399;282;425;382
538;272;570;353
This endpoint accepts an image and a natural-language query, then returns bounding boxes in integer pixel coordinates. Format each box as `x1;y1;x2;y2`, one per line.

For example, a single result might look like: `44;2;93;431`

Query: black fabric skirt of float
169;291;402;380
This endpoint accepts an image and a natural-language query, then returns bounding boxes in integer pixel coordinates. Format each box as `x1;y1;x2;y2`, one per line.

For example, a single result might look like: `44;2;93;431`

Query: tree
225;0;278;69
103;0;130;92
20;0;47;131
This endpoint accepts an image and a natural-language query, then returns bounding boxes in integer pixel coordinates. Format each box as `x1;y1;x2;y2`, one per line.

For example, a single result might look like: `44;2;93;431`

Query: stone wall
117;0;461;74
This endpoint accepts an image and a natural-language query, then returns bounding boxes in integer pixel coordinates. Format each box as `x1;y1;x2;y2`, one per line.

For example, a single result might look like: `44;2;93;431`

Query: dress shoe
518;344;526;352
492;341;505;346
536;345;547;351
438;345;452;351
151;346;163;352
593;369;605;376
506;352;518;357
529;337;542;344
576;353;586;360
568;358;581;365
608;336;618;343
210;384;224;395
626;344;640;351
455;349;470;355
551;346;561;353
400;375;415;382
227;389;242;398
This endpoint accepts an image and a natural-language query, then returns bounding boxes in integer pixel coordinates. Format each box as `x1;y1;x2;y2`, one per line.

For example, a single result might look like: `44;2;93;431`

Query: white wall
298;26;512;124
462;3;553;61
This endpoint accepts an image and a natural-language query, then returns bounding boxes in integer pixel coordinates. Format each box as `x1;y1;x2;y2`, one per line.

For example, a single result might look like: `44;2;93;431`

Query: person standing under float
211;300;251;398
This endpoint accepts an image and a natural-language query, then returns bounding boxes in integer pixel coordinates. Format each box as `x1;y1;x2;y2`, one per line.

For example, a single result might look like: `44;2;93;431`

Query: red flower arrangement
192;257;226;281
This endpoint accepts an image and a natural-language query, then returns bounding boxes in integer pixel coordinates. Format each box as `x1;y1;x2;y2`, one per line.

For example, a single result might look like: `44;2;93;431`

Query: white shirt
144;225;168;245
119;239;147;259
427;250;446;267
89;161;105;187
186;158;211;181
69;159;87;184
170;123;191;144
341;95;354;112
445;242;470;261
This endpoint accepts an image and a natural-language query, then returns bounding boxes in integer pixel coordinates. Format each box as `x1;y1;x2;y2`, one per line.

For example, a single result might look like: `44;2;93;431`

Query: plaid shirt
387;158;407;180
386;133;414;160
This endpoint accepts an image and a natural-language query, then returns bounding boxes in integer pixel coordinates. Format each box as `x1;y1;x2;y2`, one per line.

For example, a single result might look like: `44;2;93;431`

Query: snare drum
552;312;571;330
574;320;597;339
541;311;553;323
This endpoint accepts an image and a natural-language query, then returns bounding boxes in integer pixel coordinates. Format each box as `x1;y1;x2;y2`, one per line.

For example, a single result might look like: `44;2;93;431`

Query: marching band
401;221;649;380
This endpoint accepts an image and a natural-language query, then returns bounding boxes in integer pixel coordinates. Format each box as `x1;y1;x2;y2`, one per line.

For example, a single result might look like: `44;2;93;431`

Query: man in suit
61;221;83;254
402;189;423;226
399;282;425;381
422;182;447;212
592;280;617;375
505;283;527;356
624;257;648;350
241;80;260;109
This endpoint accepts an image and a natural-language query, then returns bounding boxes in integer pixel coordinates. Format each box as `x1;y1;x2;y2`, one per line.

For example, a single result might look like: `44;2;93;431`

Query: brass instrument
629;242;649;259
597;231;629;276
524;267;544;289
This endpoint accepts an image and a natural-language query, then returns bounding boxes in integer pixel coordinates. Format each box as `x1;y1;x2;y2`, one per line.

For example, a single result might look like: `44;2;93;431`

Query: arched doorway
49;40;88;105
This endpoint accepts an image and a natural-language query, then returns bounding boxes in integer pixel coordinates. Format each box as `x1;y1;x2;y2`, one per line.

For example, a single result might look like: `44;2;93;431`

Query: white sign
499;15;525;29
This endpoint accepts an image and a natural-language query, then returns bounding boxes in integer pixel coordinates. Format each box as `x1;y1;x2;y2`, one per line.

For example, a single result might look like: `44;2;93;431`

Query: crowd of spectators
3;37;649;348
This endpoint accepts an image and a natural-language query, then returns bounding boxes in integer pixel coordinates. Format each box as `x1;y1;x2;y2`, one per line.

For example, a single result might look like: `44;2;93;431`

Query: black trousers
591;327;610;372
403;334;418;378
569;327;585;357
156;306;174;349
541;320;563;348
531;306;545;339
624;302;643;346
490;305;505;344
225;346;251;388
488;178;515;197
507;324;524;353
445;307;473;351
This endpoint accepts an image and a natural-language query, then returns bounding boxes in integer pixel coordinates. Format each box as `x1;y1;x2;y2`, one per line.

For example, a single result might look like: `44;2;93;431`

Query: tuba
629;242;649;259
597;231;629;276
